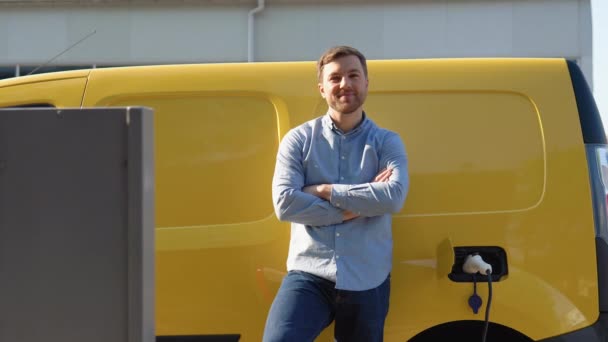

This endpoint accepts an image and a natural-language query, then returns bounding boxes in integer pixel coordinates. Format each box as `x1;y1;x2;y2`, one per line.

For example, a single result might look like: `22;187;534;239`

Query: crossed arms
271;130;409;227
301;168;394;221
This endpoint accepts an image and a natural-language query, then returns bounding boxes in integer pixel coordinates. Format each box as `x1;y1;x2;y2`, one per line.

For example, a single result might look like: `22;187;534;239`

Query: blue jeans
263;271;390;342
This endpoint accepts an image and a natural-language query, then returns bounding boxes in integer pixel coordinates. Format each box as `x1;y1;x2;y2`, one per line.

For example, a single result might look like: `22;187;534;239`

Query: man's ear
318;83;326;99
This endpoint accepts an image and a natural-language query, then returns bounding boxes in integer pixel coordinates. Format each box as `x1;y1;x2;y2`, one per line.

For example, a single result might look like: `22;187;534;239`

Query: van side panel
363;59;597;341
80;60;599;341
81;65;302;341
355;91;543;215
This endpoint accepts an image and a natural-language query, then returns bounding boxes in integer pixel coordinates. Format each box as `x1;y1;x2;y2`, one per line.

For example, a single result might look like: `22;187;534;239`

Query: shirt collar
322;111;368;136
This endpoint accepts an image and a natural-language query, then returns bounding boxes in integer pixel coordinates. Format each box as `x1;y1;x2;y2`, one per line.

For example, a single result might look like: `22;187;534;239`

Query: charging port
449;246;508;282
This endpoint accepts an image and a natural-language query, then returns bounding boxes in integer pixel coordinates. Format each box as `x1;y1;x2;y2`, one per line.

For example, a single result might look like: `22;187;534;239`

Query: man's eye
330;77;341;82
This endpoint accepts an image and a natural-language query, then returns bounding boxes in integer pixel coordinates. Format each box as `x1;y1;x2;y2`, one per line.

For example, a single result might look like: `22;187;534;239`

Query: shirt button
336;233;340;237
336;203;340;207
336;255;340;259
341;156;345;160
340;176;344;180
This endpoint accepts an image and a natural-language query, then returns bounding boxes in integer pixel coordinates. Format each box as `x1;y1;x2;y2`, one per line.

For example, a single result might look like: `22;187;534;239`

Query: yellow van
0;58;606;342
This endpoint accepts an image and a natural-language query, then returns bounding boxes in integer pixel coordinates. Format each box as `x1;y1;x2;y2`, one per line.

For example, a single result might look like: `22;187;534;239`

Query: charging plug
462;253;495;342
463;254;493;275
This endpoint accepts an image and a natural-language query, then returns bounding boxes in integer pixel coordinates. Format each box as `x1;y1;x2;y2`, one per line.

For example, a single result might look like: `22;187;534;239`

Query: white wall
0;6;250;64
257;0;584;59
0;0;593;84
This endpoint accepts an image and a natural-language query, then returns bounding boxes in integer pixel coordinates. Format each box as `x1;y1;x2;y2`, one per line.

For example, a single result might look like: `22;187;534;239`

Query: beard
328;92;366;115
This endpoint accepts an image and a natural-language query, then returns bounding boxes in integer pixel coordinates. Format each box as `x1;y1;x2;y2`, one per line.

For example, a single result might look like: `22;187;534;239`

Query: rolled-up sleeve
330;132;409;217
272;130;344;227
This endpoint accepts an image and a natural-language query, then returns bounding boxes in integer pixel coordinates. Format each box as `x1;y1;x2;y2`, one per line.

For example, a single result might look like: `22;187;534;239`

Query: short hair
317;46;368;81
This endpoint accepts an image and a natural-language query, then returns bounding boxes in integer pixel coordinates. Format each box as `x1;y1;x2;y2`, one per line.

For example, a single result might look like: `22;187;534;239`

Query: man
264;46;409;342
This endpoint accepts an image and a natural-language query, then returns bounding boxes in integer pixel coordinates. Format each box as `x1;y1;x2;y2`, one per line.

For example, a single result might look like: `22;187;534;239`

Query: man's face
319;55;369;116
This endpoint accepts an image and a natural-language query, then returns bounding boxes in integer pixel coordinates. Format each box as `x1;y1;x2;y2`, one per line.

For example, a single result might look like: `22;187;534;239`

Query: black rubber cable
482;272;492;342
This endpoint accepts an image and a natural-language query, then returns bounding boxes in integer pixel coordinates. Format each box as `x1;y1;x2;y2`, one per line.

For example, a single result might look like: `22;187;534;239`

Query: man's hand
374;168;393;182
342;210;359;221
342;169;392;220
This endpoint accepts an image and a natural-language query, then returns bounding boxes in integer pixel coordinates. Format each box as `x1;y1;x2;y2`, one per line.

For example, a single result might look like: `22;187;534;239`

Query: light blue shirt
272;113;409;291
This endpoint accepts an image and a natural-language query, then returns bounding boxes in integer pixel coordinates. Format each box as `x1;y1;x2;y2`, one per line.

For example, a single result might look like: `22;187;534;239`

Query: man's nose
340;77;351;88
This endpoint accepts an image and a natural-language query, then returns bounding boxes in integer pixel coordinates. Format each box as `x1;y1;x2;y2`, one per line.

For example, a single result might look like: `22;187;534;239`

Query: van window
317;91;545;216
1;104;55;108
0;66;15;80
110;95;279;227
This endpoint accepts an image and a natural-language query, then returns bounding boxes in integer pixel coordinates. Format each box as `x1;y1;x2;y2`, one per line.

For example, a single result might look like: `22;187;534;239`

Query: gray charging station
0;107;154;342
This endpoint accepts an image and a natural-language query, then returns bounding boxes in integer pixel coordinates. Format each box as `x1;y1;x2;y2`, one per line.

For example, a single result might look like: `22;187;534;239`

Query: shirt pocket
303;156;336;186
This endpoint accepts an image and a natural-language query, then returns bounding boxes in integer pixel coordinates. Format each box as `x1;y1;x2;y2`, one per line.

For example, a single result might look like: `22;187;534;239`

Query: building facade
0;0;594;86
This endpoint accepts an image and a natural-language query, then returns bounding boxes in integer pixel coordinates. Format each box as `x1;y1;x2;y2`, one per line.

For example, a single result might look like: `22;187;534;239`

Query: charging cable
483;272;492;342
463;254;493;342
